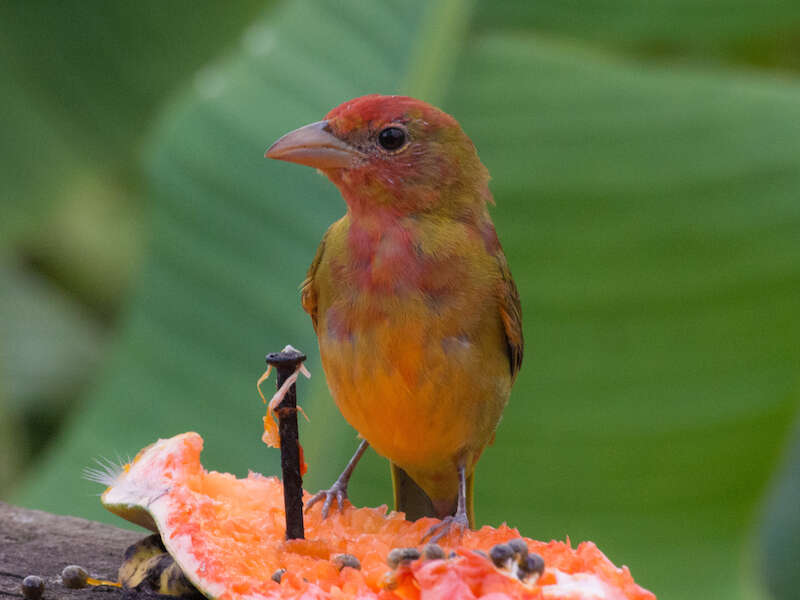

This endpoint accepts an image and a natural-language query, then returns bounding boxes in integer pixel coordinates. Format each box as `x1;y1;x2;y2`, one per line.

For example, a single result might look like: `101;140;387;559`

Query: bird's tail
391;463;475;527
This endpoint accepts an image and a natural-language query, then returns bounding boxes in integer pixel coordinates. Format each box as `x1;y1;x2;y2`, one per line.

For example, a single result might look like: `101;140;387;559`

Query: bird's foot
422;511;470;544
305;440;369;519
305;479;349;518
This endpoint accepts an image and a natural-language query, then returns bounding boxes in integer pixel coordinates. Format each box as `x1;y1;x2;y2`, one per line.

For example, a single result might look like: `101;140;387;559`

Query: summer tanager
266;95;522;539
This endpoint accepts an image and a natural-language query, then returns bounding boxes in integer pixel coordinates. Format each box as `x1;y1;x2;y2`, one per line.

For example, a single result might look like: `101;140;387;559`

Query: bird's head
266;95;491;217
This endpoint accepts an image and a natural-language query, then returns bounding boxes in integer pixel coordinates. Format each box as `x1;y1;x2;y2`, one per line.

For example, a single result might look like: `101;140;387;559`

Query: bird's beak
265;120;360;169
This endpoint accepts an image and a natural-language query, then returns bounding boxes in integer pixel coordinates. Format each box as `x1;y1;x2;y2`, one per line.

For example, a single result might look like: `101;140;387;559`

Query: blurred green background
2;1;799;598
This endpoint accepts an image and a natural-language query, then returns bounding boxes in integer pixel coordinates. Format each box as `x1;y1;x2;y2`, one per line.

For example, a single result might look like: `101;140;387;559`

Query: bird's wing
300;226;331;333
496;251;523;380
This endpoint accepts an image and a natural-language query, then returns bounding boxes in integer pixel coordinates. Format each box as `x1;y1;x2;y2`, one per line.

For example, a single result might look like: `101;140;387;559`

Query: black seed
519;553;545;579
61;565;89;588
448;551;457;559
332;554;361;571
489;543;515;567
472;550;488;558
387;547;421;569
21;575;44;600
507;538;529;559
377;127;406;151
423;543;445;560
271;569;286;583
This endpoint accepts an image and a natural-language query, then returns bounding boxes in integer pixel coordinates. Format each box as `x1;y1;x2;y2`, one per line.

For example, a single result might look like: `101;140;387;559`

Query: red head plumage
267;95;492;216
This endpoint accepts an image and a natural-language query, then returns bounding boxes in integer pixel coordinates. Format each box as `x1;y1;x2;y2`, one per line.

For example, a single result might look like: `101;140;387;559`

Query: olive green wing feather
300;226;332;332
496;251;523;380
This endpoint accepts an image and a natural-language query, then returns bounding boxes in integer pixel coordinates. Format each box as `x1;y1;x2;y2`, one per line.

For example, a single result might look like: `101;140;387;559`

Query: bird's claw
422;512;469;545
305;480;349;518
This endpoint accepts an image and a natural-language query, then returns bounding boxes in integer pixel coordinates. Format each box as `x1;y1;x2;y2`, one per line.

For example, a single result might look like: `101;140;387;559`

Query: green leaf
0;257;105;495
0;0;266;245
473;1;800;71
15;1;800;599
0;259;104;412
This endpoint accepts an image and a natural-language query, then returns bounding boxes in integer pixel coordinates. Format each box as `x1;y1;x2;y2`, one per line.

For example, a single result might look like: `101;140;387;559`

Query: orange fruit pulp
99;433;655;600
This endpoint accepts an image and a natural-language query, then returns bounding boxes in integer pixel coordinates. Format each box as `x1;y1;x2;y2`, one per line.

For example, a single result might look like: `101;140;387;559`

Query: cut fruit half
99;433;655;600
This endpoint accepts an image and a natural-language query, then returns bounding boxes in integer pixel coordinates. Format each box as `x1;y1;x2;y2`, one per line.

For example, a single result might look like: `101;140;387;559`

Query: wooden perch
0;501;148;599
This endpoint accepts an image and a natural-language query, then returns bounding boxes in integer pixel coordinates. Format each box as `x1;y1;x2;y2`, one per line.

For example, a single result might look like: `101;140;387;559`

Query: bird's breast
313;219;511;478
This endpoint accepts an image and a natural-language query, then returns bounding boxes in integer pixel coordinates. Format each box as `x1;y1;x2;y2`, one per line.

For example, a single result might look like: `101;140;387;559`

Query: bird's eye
377;127;407;151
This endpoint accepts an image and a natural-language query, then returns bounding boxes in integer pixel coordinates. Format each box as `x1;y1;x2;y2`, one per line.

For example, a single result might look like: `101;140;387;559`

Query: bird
265;95;522;540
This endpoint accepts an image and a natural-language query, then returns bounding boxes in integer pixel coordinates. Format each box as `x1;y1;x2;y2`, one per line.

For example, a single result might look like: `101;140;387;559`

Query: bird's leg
305;439;369;518
422;464;470;544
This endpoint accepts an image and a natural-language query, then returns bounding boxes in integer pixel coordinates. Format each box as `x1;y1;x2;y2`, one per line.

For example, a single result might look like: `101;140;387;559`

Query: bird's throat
345;211;423;294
